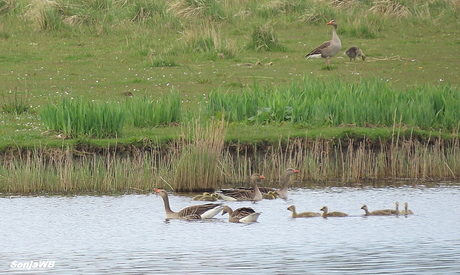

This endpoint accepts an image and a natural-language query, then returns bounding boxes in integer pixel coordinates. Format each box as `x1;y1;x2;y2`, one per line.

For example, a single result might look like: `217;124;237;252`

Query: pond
1;185;459;274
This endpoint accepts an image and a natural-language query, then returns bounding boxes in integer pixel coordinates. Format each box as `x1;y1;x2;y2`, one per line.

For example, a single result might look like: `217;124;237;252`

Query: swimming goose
345;46;366;61
400;202;414;215
320;206;348;218
305;20;342;65
219;173;265;201
287;205;321;218
276;168;300;199
222;206;261;223
361;204;394;216
154;188;223;219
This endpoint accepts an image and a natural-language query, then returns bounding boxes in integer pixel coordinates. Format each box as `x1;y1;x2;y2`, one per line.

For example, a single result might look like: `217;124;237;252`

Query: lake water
1;185;460;274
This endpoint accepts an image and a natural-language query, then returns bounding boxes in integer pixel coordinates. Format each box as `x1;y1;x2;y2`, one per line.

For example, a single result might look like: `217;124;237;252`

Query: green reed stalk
205;78;460;131
123;92;181;127
40;97;125;138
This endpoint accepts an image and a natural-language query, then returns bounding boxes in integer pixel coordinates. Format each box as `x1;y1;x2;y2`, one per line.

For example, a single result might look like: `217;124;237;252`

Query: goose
320;206;348;218
287;205;321;218
154;188;223;219
400;202;414;215
222;205;261;223
305;20;342;65
276;168;300;199
345;46;366;61
361;204;394;216
219;173;265;201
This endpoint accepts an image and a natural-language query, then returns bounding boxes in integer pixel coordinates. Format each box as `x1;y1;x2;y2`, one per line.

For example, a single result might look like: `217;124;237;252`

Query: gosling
287;205;321;218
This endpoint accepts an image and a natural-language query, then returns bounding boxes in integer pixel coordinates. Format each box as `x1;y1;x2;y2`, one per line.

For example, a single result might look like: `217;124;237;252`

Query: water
1;185;460;274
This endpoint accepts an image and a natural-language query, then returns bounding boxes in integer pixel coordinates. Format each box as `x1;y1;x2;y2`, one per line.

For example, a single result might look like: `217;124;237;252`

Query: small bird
305;20;342;65
287;205;321;218
320;206;348;218
345;46;366;61
400;202;414;215
361;204;394;216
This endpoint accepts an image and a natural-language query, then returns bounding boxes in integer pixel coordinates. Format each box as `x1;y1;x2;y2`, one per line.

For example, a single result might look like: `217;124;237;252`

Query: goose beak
260;175;265;179
293;170;300;173
154;188;161;193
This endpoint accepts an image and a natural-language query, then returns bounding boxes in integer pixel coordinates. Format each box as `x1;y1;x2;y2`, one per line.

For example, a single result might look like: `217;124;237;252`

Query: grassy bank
1;0;460;192
2;123;459;193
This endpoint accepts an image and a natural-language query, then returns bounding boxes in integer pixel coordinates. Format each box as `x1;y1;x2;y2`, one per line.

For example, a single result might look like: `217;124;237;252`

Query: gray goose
154;188;223;219
276;168;300;200
287;205;321;218
400;202;414;215
306;20;342;65
222;206;261;223
345;46;366;61
320;206;348;218
219;173;265;201
361;204;394;216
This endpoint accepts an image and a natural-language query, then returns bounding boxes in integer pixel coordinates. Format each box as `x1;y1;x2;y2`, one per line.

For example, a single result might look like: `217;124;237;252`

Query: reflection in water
1;186;460;274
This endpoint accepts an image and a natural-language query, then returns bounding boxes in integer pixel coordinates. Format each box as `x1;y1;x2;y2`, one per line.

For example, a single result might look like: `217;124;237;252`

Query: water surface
1;185;459;274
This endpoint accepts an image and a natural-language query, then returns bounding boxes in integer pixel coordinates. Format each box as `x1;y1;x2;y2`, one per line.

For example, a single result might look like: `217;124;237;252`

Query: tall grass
123;92;181;128
1;133;460;193
39;93;182;138
40;97;125;138
204;78;460;131
171;118;227;192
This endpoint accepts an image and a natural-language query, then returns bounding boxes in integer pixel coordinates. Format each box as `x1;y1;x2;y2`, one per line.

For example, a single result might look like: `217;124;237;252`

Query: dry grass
369;0;411;18
1;132;460;193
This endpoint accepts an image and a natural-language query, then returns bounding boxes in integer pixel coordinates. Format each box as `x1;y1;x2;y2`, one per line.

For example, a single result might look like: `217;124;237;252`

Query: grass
1;0;460;192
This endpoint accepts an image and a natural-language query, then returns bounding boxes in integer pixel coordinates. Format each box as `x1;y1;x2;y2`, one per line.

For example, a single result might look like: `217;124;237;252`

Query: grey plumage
345;46;366;61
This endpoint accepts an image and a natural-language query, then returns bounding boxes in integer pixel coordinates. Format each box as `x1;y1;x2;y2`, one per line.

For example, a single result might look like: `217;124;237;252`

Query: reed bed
1;134;460;194
204;77;460;131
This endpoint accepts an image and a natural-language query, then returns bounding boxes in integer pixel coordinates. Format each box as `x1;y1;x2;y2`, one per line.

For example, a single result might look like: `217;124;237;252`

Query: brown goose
219;173;265;201
305;20;342;65
400;202;414;215
287;205;321;218
276;168;300;200
222;206;261;223
320;206;348;218
345;46;366;61
361;204;394;216
154;188;223;219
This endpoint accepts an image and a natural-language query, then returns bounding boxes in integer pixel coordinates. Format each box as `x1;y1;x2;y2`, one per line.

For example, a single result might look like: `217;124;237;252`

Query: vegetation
1;0;460;192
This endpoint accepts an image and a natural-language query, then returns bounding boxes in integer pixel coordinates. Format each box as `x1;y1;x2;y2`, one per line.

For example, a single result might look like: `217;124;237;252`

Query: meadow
0;0;459;192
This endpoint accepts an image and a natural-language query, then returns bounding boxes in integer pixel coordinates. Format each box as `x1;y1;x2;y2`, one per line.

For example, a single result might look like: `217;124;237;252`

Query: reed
171;118;227;192
2;130;460;193
204;78;460;131
39;97;125;138
122;92;181;128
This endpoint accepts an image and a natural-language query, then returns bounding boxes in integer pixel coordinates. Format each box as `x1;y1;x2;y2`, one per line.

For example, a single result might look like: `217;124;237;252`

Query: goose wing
306;41;331;57
178;203;223;218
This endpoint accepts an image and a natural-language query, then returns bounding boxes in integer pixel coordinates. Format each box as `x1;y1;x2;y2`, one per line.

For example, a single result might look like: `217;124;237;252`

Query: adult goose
287;205;321;218
219;173;265;201
305;20;342;65
154;188;223;219
400;202;414;215
222;206;261;223
276;168;300;199
320;206;348;218
361;204;394;216
345;46;366;61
